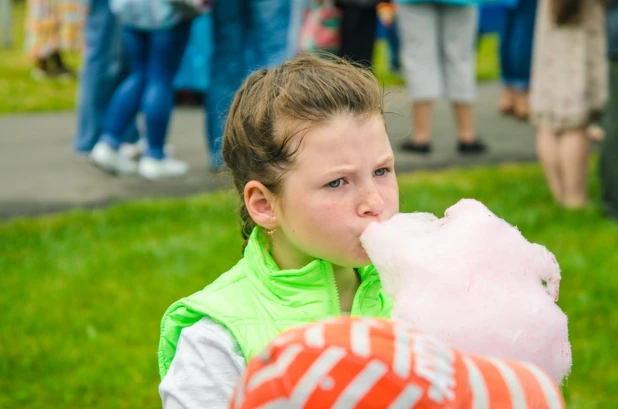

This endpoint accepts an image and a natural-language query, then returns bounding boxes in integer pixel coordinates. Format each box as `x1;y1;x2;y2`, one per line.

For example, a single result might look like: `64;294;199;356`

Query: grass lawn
1;163;616;408
0;0;500;114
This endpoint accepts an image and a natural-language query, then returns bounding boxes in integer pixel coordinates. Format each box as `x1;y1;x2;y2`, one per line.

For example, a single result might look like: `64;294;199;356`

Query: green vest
158;228;393;379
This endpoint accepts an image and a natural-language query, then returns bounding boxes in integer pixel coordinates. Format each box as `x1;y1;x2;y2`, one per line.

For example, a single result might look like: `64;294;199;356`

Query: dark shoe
401;140;432;154
31;57;56;81
175;90;204;107
49;51;76;78
458;139;487;154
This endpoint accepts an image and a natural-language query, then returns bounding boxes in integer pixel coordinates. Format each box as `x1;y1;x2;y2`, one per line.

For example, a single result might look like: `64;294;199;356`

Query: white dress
530;0;608;131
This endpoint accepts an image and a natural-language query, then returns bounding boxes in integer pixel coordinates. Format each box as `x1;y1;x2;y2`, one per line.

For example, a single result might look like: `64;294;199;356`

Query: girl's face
271;113;399;268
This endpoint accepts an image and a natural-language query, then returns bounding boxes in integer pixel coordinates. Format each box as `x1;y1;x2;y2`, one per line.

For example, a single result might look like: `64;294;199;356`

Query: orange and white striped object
230;317;565;409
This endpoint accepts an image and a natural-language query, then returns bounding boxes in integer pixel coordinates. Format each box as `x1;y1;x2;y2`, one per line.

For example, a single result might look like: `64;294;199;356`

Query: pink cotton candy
360;198;572;385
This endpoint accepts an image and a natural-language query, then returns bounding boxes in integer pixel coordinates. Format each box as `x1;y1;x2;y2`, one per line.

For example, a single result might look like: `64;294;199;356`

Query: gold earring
267;226;276;238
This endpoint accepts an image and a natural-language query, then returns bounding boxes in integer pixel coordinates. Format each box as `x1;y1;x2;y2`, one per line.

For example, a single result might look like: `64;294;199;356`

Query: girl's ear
244;181;277;229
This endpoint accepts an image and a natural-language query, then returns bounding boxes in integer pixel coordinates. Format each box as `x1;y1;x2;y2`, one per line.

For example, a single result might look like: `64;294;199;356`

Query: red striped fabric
230;317;565;409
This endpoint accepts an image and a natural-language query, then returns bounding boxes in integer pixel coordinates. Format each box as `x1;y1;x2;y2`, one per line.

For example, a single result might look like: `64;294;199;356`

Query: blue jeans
500;0;537;90
100;21;192;159
386;21;400;71
73;0;139;153
205;0;290;169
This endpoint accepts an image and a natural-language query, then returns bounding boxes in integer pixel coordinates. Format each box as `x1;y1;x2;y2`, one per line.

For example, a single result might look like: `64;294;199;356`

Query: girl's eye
327;178;344;189
374;168;389;177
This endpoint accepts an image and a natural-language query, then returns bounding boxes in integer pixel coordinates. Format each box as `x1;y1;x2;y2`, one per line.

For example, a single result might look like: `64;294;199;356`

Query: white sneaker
119;140;175;160
90;142;138;175
119;140;145;160
138;157;189;180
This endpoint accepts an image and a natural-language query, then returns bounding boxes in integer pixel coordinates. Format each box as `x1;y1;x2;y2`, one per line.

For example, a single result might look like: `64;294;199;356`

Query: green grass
0;0;500;114
1;163;616;408
476;34;500;81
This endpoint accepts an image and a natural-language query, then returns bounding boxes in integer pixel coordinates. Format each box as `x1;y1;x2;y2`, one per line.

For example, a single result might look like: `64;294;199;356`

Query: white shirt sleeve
159;317;247;409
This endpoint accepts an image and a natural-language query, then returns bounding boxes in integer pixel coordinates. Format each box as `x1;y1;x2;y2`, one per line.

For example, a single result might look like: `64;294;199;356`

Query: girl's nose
357;184;386;218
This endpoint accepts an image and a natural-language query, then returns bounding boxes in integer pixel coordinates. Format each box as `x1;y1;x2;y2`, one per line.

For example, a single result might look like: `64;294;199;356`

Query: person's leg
49;50;75;77
559;128;590;208
99;27;148;150
452;103;476;143
25;0;59;78
600;60;618;219
397;3;440;148
173;15;210;94
336;3;377;68
141;20;192;159
73;0;115;153
90;28;147;174
536;127;564;204
386;19;400;72
507;0;537;119
411;101;433;146
441;5;481;147
499;4;515;114
206;0;244;170
73;0;138;153
248;0;291;71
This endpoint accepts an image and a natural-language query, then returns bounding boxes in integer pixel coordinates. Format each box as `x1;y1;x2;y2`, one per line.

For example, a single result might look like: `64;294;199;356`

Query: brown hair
222;55;384;248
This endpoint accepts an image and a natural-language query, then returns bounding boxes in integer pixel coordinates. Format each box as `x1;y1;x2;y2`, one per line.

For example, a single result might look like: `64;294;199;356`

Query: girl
158;55;399;408
530;0;607;208
89;0;192;179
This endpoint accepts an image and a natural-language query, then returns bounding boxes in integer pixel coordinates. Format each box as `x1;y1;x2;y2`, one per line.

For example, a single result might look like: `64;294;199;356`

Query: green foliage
1;163;616;408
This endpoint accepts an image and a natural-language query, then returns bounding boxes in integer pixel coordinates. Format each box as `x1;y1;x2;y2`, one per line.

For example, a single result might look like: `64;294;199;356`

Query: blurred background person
204;0;290;173
288;0;312;58
72;0;140;156
396;0;486;155
25;0;82;79
498;0;537;120
531;0;607;209
601;0;618;221
173;13;213;107
335;0;381;67
377;1;400;73
296;0;342;56
90;0;193;179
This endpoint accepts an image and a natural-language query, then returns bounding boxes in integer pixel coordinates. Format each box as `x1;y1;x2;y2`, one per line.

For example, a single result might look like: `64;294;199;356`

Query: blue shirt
110;0;183;30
